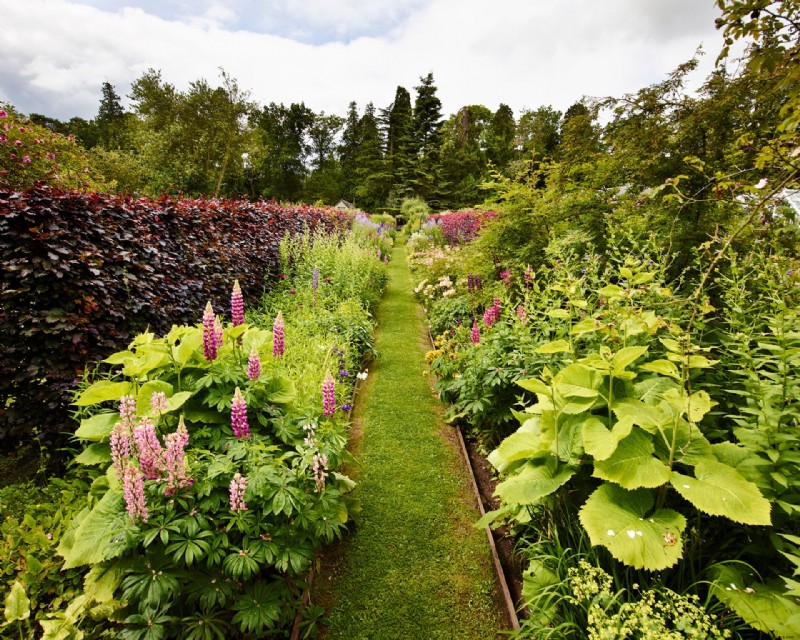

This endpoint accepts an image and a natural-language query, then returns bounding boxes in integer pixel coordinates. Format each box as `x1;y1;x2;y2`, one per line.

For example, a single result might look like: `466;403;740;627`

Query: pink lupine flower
202;302;217;360
46;151;55;160
312;453;328;492
110;421;133;478
483;307;495;327
229;473;247;512
322;371;336;417
471;319;480;345
214;316;224;349
231;280;244;326
13;139;22;147
151;391;168;413
119;395;137;428
500;268;512;286
272;311;284;358
231;387;249;439
517;305;527;323
0;110;7;118
122;462;148;524
134;418;164;480
164;419;191;495
247;346;261;380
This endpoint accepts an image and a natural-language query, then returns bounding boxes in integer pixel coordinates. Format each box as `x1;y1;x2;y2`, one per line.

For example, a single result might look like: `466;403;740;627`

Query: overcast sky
0;0;728;122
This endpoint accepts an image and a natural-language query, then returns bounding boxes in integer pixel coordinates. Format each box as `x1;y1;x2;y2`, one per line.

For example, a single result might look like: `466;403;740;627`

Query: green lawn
313;244;509;639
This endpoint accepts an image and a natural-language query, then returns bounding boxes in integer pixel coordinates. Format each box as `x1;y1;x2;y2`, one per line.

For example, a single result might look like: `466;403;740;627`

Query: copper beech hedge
0;186;351;445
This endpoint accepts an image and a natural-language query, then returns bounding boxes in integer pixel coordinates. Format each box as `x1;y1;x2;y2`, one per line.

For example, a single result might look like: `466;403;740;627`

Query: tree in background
485;103;516;175
354;102;389;209
412;72;444;205
383;86;416;205
304;112;344;203
439;104;492;209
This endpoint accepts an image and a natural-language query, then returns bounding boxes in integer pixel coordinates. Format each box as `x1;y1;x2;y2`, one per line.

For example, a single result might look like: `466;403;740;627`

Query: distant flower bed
428;209;496;245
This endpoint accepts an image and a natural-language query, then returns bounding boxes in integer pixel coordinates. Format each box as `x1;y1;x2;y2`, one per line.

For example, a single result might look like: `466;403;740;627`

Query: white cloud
0;0;728;122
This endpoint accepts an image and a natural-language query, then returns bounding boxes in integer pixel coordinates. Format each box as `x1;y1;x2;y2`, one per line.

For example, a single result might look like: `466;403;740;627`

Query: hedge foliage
0;186;350;445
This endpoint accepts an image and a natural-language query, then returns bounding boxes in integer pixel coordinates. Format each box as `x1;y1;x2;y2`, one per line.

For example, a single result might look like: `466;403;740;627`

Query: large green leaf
535;339;572;354
488;428;547;473
611;398;667;434
73;381;133;407
495;459;576;506
710;564;800;639
84;559;131;603
582;417;618;461
75;412;119;441
652;420;714;466
593;428;671;489
4;581;30;623
57;490;132;569
516;377;550;396
611;346;648;373
172;331;203;365
73;443;111;466
263;374;297;404
670;459;771;525
579;484;686;570
639;359;681;379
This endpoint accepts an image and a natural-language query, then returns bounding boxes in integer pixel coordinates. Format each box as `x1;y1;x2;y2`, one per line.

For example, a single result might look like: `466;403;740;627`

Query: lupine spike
272;311;285;358
231;280;244;326
229;473;247;512
202;302;217;360
471;319;481;345
248;346;261;380
122;462;148;524
322;371;336;417
231;387;250;439
312;268;319;292
110;422;132;478
134;418;164;480
214;316;224;349
164;420;192;495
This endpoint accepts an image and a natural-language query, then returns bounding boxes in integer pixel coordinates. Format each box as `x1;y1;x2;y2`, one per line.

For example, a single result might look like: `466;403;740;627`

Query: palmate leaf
710;564;800;639
579;484;686;571
593;428;671;489
495;458;576;506
670;459;771;525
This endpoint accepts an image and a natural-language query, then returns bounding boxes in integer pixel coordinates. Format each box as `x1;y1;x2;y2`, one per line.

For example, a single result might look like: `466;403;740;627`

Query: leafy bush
0;187;350;446
428;209;497;245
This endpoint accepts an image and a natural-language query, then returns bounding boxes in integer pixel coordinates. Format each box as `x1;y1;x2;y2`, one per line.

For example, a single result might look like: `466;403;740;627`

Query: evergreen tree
439;104;493;208
97;81;126;150
485;103;516;173
354;102;388;209
384;86;415;202
338;101;361;203
412;72;444;205
305;112;344;203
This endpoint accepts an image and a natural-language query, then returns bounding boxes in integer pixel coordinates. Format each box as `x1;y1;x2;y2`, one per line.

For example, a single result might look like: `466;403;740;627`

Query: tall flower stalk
231;387;250;439
202;302;217;361
122;462;148;524
229;473;247;512
247;346;261;380
471;319;481;345
322;371;336;417
231;279;244;326
272;311;284;358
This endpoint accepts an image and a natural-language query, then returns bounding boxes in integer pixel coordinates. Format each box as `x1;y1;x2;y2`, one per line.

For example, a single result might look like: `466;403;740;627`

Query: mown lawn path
314;245;509;639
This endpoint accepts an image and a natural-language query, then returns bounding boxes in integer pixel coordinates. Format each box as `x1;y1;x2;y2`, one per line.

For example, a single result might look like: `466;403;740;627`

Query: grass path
313;245;509;639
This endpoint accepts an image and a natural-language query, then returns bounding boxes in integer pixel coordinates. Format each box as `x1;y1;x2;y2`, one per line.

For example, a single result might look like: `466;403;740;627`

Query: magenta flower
122;462;148;524
0;110;7;118
202;302;217;361
214;316;224;349
471;319;480;345
272;311;284;358
13;139;22;147
517;305;527;323
46;151;55;161
231;280;244;326
322;371;336;417
229;473;247;512
247;346;261;380
0;134;6;143
500;268;512;286
483;307;495;327
231;387;249;439
134;418;164;480
110;421;133;478
164;419;191;495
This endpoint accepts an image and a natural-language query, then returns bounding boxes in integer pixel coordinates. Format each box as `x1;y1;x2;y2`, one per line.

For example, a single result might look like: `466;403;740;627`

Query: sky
0;0;729;122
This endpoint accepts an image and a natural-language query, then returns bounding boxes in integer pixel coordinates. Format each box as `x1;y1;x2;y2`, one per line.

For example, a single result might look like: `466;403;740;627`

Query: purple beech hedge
0;186;351;445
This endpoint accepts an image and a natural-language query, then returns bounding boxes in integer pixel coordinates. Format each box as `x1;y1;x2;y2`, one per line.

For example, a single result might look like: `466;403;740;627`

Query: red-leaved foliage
429;209;497;245
0;186;350;445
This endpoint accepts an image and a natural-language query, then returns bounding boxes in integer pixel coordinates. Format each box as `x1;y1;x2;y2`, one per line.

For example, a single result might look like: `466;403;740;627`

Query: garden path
313;245;510;639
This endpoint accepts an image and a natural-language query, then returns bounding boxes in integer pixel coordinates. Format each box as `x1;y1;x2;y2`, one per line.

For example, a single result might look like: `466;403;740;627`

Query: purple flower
122;462;148;524
231;387;249;439
471;319;480;345
229;473;247;512
341;403;352;412
322;371;336;417
247;346;261;380
272;311;285;357
231;280;244;327
202;302;217;361
22;156;31;164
